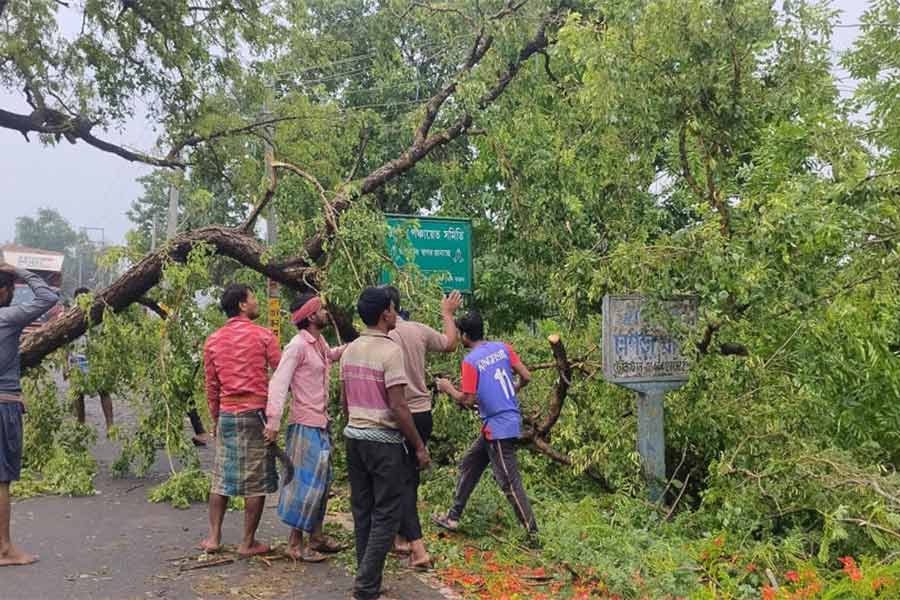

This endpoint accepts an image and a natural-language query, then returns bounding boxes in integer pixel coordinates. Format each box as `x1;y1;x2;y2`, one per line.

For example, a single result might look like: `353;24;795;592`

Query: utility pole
263;104;281;343
78;242;83;288
151;213;159;252
78;227;105;288
167;175;179;240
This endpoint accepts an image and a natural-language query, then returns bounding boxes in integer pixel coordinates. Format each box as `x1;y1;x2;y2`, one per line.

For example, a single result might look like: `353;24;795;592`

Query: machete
257;411;295;486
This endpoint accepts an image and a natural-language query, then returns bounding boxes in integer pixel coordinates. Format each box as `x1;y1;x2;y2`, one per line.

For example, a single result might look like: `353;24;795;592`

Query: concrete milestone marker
602;295;697;501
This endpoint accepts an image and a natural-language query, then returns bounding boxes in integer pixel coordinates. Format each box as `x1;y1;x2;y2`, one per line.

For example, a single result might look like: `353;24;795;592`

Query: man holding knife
199;283;281;557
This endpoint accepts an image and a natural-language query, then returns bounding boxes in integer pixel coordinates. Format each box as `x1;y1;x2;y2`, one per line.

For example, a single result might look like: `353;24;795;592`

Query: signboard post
267;279;281;344
602;295;697;501
380;215;473;293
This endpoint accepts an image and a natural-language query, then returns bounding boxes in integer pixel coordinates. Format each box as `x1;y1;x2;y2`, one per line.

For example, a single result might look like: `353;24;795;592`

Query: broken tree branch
537;334;572;437
20;8;568;368
20;225;319;368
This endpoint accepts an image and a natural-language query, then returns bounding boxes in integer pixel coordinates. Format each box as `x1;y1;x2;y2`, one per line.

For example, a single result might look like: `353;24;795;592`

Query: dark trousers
398;411;432;542
449;436;537;534
346;438;406;600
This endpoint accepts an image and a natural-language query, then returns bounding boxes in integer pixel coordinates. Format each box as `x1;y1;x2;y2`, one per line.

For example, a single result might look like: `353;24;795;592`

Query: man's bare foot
285;545;303;561
198;538;221;553
431;513;460;532
408;555;433;571
391;536;411;555
0;545;38;567
237;541;270;557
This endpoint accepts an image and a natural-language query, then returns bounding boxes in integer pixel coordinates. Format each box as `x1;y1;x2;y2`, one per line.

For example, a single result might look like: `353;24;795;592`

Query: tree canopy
6;0;900;597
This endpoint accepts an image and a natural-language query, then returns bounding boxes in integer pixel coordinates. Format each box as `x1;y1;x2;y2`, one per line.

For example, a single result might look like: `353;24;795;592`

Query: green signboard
381;214;474;293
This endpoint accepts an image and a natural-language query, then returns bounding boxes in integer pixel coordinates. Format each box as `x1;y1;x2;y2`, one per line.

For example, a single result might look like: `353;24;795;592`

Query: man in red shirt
199;284;282;557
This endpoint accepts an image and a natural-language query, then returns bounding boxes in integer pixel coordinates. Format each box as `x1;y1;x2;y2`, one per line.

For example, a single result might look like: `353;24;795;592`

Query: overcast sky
0;0;868;246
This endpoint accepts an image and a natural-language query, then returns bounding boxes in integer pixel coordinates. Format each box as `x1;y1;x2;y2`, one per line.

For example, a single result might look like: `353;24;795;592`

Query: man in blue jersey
433;311;538;539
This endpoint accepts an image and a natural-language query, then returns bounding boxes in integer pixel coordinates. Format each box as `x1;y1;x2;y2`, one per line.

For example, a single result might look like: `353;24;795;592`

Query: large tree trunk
20;226;318;368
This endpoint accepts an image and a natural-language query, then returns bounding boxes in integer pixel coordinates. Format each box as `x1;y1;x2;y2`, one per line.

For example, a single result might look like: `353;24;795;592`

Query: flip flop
431;513;460;532
308;537;348;554
300;548;328;563
238;543;271;558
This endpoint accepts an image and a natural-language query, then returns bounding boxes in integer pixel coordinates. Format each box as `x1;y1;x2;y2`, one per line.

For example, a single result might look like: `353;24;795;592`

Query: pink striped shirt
266;329;345;429
340;329;407;430
203;316;282;421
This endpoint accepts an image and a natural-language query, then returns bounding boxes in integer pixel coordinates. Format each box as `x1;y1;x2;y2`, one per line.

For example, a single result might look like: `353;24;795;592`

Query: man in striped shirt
200;283;282;557
340;286;430;600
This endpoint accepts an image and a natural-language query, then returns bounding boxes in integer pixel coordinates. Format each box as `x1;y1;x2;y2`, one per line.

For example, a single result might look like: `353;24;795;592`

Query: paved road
9;396;449;600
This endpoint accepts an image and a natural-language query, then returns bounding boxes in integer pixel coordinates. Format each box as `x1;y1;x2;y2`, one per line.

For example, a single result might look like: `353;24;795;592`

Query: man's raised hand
441;290;462;316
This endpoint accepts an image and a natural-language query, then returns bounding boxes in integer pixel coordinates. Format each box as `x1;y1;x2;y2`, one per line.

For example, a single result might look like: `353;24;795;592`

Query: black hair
74;287;90;298
382;285;401;311
380;285;411;320
290;293;318;330
455;311;484;342
221;283;252;318
0;272;13;307
357;286;393;327
0;272;13;292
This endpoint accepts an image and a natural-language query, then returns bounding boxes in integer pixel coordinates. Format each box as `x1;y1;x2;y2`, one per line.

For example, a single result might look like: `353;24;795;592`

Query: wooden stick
179;557;235;572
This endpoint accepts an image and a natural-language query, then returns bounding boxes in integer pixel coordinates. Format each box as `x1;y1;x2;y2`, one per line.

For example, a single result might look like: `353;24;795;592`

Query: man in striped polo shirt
340;287;430;600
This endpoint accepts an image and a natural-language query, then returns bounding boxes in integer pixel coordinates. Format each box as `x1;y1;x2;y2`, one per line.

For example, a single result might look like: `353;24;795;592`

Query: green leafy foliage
10;0;900;596
14;366;97;498
147;468;211;509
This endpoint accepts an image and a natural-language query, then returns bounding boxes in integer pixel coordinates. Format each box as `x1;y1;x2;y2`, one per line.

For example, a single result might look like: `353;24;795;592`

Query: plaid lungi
211;410;277;497
277;424;332;532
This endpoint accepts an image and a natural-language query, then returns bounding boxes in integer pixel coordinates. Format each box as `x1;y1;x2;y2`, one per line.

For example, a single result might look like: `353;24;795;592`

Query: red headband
292;296;322;324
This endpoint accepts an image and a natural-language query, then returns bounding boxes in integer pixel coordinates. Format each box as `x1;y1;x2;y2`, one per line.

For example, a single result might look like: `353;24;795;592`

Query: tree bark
20;226;318;368
537;334;571;437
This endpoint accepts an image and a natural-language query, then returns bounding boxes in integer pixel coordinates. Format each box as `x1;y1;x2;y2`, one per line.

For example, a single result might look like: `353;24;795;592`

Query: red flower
785;571;800;583
839;556;862;581
762;585;776;600
872;576;894;591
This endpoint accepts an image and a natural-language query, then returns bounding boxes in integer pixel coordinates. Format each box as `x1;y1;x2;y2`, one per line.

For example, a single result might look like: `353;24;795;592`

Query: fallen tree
20;7;564;368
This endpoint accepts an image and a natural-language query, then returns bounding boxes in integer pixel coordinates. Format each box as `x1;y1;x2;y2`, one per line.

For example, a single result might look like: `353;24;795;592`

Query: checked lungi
277;424;332;532
210;410;277;497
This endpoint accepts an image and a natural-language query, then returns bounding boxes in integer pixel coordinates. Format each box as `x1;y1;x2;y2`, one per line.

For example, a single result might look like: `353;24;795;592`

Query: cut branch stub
537;333;572;437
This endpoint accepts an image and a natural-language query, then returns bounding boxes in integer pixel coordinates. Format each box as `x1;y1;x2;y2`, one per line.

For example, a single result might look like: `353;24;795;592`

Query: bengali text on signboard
380;215;473;293
602;295;697;384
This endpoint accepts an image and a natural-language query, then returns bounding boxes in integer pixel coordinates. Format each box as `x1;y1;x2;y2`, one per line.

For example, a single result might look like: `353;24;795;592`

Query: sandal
286;545;329;562
430;513;460;532
300;548;328;563
307;536;348;554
